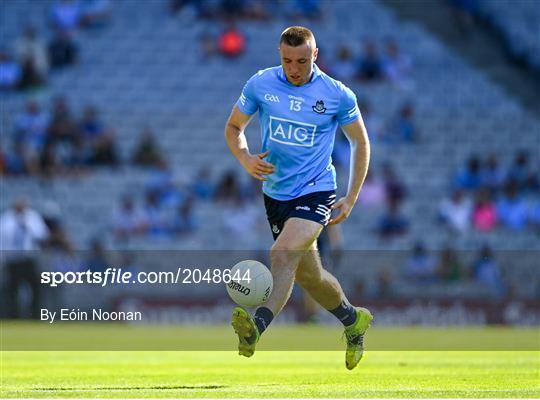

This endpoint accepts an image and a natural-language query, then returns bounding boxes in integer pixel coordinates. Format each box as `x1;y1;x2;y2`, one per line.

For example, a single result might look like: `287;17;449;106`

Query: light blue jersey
236;64;360;200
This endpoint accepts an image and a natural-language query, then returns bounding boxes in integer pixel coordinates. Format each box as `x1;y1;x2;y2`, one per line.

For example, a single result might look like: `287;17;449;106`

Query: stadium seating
1;0;539;298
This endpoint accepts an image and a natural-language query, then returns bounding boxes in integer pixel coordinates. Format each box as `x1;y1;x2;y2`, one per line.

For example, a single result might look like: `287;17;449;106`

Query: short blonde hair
280;26;316;48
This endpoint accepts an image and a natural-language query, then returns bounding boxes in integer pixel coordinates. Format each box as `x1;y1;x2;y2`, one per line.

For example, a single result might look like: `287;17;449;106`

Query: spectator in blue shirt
480;153;505;194
497;181;529;230
455;155;482;191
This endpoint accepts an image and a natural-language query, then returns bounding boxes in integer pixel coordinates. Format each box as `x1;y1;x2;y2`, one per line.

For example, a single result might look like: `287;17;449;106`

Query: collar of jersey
278;64;321;87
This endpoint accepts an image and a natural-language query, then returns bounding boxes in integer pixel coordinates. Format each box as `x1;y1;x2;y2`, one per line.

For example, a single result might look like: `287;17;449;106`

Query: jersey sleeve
236;73;260;115
336;83;361;126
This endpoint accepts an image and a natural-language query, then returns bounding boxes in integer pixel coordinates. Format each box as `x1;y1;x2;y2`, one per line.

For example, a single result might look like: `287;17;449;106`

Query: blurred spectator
0;198;49;250
480;153;505;194
141;190;167;236
50;0;81;34
132;126;164;167
472;189;497;232
170;196;197;235
218;24;246;58
472;245;506;298
357;40;383;81
6;142;30;175
68;136;90;173
40;142;63;178
438;246;463;283
42;201;74;252
1;198;49;318
13;101;50;174
331;45;356;82
527;169;540;193
403;241;438;283
215;170;242;204
389;102;418;143
79;106;118;166
146;160;183;206
358;171;386;208
0;146;6;174
48;29;78;68
382;163;407;205
47;96;78;144
497;181;528;230
455;155;482;191
190;166;215;200
80;0;112;29
438;189;472;233
15;27;49;87
382;39;412;85
0;49;22;90
112;196;147;240
377;199;409;238
19;57;45;89
507;150;530;191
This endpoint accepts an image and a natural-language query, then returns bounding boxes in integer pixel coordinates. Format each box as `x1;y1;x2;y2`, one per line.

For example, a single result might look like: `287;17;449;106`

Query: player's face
279;42;318;86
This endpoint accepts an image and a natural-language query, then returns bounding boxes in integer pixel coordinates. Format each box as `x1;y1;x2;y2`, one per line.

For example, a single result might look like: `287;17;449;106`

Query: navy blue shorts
264;190;337;240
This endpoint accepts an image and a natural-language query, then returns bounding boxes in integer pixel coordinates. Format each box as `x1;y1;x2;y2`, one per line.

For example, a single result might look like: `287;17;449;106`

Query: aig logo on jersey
269;116;317;147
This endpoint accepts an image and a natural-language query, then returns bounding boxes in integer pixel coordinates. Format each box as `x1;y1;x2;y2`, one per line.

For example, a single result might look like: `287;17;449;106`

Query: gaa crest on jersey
312;100;327;114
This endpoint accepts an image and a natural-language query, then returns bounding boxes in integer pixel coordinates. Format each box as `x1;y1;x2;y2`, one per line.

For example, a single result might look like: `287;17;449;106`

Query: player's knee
270;243;303;267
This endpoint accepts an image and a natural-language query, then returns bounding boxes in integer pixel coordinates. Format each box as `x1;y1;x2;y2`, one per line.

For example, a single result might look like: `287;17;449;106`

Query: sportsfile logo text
41;268;250;287
269;116;317;147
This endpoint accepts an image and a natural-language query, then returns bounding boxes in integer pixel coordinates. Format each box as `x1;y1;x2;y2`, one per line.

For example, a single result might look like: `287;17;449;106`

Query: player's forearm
225;123;251;165
346;134;370;203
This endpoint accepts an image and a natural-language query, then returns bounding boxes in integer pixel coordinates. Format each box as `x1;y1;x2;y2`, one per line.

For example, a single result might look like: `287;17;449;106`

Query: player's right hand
241;150;275;181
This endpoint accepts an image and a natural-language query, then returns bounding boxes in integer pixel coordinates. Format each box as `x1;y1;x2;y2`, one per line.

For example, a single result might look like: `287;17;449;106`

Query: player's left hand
329;197;355;225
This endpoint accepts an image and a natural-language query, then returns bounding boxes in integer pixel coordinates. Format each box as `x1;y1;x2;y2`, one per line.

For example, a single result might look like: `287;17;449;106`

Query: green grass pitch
1;325;539;398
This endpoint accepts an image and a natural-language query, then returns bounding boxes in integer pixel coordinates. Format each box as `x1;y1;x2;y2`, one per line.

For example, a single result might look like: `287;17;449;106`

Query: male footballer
224;26;372;370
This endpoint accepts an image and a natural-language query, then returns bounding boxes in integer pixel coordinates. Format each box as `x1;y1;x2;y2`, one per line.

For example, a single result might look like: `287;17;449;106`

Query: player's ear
313;47;319;61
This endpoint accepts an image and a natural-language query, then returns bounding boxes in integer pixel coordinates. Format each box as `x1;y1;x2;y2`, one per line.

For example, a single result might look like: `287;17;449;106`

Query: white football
226;260;273;307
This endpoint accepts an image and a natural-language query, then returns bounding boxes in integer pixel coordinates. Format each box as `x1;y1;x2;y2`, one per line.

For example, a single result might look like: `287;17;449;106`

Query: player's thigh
273;217;323;251
270;217;323;265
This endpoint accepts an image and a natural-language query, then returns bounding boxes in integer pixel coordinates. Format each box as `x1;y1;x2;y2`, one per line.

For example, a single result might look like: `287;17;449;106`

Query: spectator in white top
438;189;472;233
112;196;147;241
0;198;49;251
1;198;49;318
15;27;49;87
